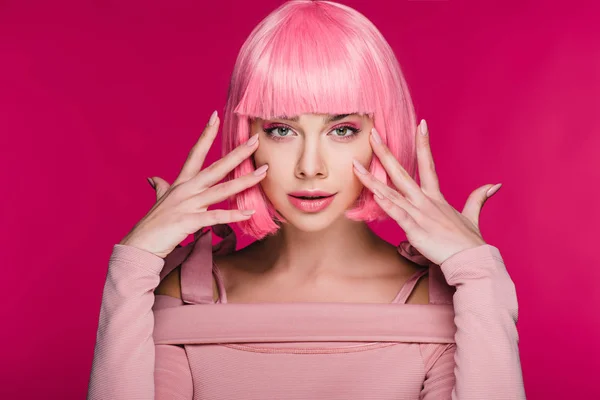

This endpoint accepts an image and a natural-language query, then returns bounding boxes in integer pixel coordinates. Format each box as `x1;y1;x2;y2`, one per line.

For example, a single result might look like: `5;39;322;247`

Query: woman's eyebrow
326;114;353;123
273;113;354;123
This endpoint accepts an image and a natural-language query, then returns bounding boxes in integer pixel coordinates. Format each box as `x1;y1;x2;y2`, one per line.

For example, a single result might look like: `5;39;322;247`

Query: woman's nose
294;140;327;179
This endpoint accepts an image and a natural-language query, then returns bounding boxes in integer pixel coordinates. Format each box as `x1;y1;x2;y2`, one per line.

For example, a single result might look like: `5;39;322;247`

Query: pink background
1;0;598;398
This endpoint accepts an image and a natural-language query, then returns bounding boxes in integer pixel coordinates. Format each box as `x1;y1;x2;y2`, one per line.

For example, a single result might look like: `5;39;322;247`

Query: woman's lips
287;194;336;213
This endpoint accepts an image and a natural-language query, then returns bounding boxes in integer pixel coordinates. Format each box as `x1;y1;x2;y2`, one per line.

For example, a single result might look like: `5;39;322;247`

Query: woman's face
251;113;374;232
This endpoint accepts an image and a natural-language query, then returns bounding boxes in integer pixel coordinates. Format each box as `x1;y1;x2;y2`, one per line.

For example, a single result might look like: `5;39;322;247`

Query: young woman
87;1;525;398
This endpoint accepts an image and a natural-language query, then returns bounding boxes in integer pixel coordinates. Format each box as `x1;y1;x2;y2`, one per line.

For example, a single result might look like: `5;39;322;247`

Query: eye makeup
262;122;363;142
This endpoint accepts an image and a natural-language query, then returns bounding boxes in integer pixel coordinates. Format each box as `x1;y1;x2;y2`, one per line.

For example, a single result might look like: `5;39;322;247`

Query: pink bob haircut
221;0;418;240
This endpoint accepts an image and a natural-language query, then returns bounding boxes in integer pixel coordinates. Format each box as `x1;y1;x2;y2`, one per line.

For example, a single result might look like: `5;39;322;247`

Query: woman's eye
274;127;292;136
330;125;360;140
333;127;352;137
264;126;293;138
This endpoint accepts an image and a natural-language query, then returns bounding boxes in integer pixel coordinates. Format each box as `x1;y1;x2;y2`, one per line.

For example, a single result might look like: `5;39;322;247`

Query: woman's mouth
287;194;336;213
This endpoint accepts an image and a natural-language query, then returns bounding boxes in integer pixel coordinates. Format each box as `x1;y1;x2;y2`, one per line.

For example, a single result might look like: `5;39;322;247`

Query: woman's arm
421;244;526;400
87;244;193;400
155;344;194;399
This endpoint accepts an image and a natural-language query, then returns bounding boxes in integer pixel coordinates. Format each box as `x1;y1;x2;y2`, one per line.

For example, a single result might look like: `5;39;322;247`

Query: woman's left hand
352;119;502;266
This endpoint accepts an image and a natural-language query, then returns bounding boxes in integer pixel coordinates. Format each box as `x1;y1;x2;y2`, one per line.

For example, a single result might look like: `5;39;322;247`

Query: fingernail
486;183;502;198
253;164;269;176
241;209;256;216
352;159;368;174
420;119;428;136
371;128;382;144
246;134;259;147
147;177;156;189
208;110;218;126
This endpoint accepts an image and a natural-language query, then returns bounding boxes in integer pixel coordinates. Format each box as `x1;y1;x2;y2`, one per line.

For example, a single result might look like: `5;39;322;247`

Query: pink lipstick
287;190;336;213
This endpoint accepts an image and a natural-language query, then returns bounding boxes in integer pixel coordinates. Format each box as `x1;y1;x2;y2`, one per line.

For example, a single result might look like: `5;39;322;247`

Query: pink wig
222;0;418;240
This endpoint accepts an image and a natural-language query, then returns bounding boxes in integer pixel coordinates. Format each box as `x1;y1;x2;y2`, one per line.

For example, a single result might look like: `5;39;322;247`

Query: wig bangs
233;6;380;120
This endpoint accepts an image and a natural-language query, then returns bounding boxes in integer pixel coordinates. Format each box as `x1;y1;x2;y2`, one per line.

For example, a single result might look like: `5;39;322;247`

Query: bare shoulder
212;241;266;280
405;269;430;305
154;240;262;302
154;265;220;302
213;239;431;305
377;237;430;305
154;266;182;299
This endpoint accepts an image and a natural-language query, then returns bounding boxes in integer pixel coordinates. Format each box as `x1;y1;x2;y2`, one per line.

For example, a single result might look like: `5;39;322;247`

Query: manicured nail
420;119;428;136
253;164;269;176
486;183;502;198
241;209;256;216
208;110;218;126
352;159;368;174
246;134;259;147
371;128;382;144
147;177;156;189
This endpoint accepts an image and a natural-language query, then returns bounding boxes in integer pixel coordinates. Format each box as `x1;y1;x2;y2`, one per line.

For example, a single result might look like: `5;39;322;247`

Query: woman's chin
276;206;346;232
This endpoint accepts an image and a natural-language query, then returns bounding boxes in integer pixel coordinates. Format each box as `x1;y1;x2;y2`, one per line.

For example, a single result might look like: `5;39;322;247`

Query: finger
369;127;425;206
193;208;256;228
416;119;441;197
189;133;260;191
150;176;171;201
461;184;499;228
352;159;421;219
174;110;220;186
194;164;268;209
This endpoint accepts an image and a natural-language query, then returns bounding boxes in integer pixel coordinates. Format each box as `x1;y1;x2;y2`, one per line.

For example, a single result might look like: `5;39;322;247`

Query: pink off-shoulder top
87;223;525;399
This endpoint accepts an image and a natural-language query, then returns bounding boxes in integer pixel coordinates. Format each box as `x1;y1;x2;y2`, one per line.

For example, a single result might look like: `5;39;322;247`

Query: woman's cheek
252;143;270;168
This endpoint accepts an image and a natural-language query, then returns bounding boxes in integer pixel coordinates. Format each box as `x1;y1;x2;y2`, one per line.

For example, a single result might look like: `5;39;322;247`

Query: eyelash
262;124;361;142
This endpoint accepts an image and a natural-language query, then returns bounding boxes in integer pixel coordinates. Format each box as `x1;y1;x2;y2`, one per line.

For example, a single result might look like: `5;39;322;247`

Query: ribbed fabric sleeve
420;244;525;399
420;343;457;397
87;244;193;399
86;242;525;399
154;344;193;399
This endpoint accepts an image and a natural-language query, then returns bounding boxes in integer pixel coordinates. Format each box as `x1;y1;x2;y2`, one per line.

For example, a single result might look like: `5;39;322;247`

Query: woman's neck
255;218;385;279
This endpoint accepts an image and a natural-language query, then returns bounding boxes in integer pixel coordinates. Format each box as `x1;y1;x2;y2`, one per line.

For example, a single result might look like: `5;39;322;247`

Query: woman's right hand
118;110;266;259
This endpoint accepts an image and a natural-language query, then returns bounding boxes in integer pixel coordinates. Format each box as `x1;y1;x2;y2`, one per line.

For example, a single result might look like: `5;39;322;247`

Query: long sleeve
420;244;526;400
87;244;193;400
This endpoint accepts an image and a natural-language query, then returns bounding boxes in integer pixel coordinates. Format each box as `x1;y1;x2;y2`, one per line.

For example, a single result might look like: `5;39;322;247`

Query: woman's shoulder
154;225;240;302
406;271;430;305
155;244;257;301
154;263;221;303
212;240;266;289
214;239;432;305
154;234;434;305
